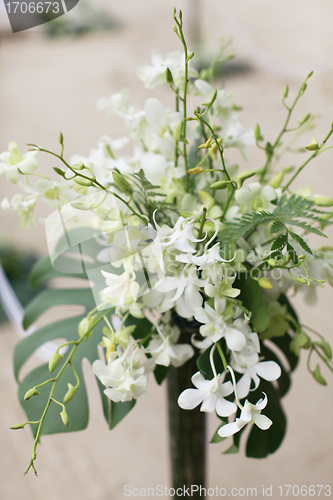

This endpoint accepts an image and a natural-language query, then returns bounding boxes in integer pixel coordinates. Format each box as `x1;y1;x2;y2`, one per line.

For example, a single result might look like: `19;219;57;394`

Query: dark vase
167;314;206;499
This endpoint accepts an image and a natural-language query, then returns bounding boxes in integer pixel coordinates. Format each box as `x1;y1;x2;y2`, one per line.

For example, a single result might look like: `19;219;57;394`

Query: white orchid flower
218;393;272;437
0;142;37;184
231;348;281;399
178;371;237;417
154;265;208;318
102;270;140;313
155;214;205;254
147;324;194;367
235;182;278;214
137;49;197;89
1;194;37;229
193;302;246;351
93;346;153;402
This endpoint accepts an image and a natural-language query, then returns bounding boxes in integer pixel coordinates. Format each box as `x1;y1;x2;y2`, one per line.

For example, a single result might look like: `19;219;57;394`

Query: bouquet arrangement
1;9;332;479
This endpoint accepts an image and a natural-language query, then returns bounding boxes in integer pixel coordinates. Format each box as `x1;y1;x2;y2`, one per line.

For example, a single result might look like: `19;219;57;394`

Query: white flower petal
178;389;205;410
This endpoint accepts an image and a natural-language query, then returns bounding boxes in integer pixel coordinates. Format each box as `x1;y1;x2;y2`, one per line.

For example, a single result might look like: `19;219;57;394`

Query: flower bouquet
1;8;332;491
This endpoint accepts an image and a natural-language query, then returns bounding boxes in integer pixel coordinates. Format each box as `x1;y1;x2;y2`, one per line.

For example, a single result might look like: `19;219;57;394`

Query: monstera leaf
13;228;152;437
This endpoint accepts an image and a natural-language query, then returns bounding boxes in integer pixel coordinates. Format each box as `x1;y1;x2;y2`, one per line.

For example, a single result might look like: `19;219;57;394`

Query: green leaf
223;444;239;454
235;275;270;333
110;400;136;429
197;343;225;380
23;288;93;330
210;421;227;443
154;365;170;385
271;234;287;252
288;231;313;255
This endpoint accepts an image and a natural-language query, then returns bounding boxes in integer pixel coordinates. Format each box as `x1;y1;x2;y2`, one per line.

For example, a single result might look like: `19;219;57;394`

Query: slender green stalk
24;307;114;476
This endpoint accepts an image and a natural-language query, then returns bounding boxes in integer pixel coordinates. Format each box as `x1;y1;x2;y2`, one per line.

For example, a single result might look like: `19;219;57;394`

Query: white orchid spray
3;8;333;476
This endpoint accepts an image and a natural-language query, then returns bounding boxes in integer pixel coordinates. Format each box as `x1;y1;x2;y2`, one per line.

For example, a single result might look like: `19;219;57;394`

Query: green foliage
219;194;329;260
14;232;144;439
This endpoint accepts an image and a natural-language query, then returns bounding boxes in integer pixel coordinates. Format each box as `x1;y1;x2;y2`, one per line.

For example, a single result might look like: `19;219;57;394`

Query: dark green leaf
288;231;313;255
235;275;270;333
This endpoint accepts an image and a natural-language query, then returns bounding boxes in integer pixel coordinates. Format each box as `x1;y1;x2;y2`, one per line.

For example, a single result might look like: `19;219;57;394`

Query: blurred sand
0;1;332;498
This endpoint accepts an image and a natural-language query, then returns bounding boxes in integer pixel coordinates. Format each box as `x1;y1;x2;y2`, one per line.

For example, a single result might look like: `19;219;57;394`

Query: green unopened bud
71;163;86;170
236;169;258;189
24;388;41;401
186;52;194;62
305;137;319;151
299;82;307;96
307;70;313;79
298;254;305;261
282;85;289;99
70;201;93;211
59;132;64;145
312;364;327;386
290;330;312;355
187;167;204;174
269;171;284;188
254;123;264;142
74;177;94;187
49;352;64;373
296;276;307;284
265;142;274;159
166;68;174;85
210;180;229;190
258;277;273;290
112;171;131;192
202;89;217;107
298;113;311;125
315;341;332;359
313;195;333;207
60;409;69;426
174;121;185;143
54;167;65;177
172;24;178;32
78;315;97;340
276;254;291;266
10;423;25;430
267;258;276;267
63;383;77;404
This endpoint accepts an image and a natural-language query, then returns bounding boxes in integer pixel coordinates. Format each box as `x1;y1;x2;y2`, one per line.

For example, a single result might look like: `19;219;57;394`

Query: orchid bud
305;138;319;151
315;341;332;359
313;195;333;207
70;201;93;211
59;132;64;145
299;82;307;96
312;364;327;386
71;163;86;170
258;277;273;290
202;90;217;107
49;352;64;373
10;423;25;430
78;315;97;340
282;85;289;99
267;258;276;267
298;113;310;125
187;167;204;174
254;124;263;142
112;172;131;192
63;384;77;404
269;171;284;188
53;167;65;177
166;68;174;85
60;409;69;426
210;180;229;190
74;177;94;187
186;52;194;62
296;276;307;284
24;388;41;401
